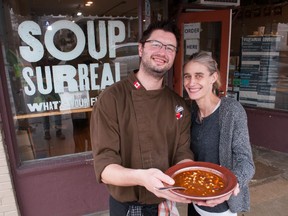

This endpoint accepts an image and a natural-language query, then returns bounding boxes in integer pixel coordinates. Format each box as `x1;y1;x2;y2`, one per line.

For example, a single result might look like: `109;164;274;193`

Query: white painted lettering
101;63;115;89
23;67;36;96
108;21;125;58
18;21;44;62
36;66;53;95
87;20;107;59
78;64;90;91
45;20;85;61
90;63;100;90
52;65;78;93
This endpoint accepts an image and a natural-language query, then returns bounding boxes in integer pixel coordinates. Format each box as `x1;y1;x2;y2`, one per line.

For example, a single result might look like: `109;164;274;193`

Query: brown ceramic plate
165;161;237;200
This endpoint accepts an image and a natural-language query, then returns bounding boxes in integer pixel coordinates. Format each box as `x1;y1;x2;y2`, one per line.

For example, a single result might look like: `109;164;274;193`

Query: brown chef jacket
90;72;193;204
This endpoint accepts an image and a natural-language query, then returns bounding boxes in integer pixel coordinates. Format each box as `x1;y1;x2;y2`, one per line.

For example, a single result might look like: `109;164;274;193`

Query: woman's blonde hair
184;51;221;95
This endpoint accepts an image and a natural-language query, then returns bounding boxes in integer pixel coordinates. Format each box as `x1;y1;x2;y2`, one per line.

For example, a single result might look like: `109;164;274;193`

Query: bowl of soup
165;161;237;200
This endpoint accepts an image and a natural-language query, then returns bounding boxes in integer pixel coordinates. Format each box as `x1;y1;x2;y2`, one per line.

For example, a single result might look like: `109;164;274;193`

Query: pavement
239;145;288;216
90;145;288;216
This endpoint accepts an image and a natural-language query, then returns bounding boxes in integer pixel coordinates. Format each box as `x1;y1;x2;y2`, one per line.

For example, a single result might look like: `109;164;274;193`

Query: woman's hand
194;183;240;207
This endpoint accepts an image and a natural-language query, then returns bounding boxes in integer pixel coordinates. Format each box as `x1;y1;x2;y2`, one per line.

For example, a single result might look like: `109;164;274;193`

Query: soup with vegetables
173;170;226;197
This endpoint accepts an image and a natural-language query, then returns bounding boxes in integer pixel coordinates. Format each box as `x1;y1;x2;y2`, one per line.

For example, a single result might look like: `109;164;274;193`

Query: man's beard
141;55;171;79
143;64;167;79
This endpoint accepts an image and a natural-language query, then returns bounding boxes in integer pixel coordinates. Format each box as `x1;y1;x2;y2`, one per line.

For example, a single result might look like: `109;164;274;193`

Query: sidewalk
240;145;288;216
90;145;288;216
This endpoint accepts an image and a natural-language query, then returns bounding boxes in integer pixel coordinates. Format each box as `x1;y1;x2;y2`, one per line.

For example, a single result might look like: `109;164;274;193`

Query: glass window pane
230;10;288;111
1;0;139;162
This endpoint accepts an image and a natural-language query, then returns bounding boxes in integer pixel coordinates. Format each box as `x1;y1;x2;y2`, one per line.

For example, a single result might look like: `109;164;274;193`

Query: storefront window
0;0;139;162
229;3;288;111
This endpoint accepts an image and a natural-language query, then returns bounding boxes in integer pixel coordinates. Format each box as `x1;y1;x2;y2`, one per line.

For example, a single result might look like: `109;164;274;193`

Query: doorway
174;9;232;98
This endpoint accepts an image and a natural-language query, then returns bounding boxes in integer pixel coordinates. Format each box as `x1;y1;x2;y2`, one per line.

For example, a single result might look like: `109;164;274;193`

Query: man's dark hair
139;20;180;47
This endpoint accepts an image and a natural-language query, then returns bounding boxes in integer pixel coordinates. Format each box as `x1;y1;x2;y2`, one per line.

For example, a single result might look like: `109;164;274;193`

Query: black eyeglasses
144;40;177;53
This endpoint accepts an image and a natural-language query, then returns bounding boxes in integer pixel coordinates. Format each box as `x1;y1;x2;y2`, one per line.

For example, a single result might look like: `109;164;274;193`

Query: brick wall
0;130;20;216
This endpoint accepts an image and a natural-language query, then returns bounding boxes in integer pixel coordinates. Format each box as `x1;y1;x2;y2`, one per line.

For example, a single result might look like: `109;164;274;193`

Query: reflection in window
1;0;139;162
230;7;288;111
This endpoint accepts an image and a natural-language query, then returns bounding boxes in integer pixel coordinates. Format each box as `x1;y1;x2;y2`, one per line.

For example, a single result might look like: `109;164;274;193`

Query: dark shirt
190;106;229;213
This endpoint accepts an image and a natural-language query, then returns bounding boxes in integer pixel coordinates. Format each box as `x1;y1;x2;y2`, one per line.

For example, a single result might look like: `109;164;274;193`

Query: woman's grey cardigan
218;97;255;213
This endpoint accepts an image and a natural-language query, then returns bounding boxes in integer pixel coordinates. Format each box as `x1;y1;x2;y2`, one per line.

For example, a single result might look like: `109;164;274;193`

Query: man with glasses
90;20;194;216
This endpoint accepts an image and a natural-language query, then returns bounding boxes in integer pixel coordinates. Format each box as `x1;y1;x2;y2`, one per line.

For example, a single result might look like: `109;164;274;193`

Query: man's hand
102;165;192;203
140;168;192;203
